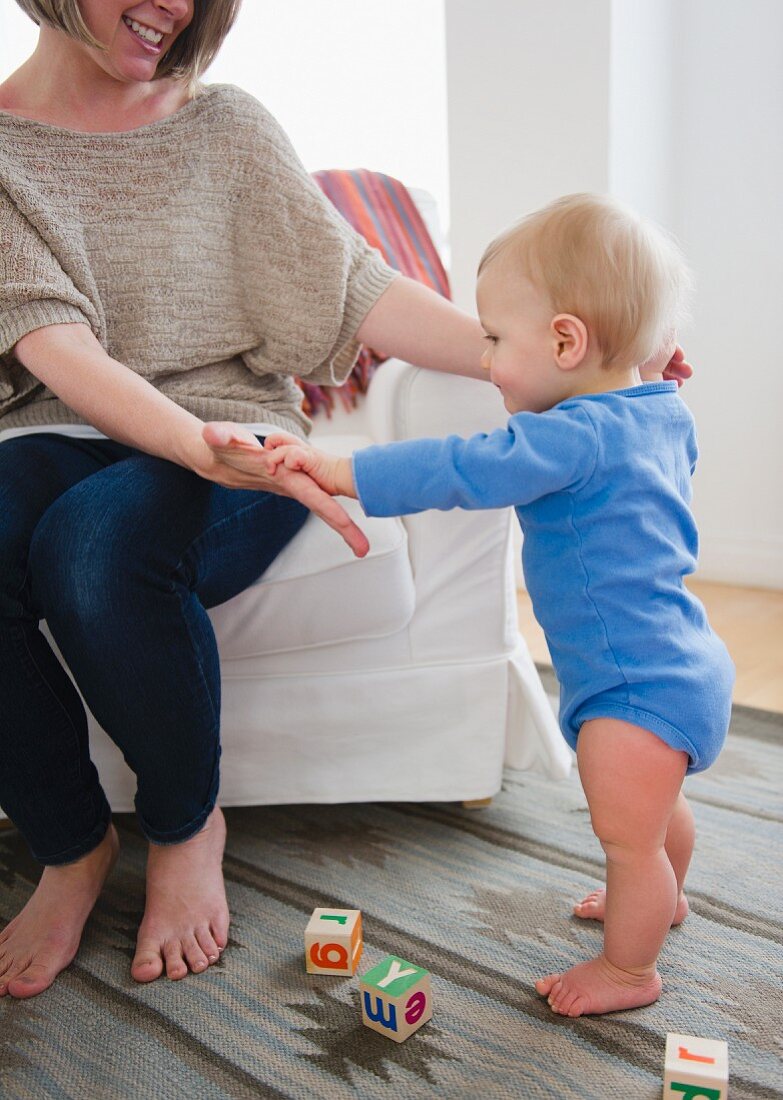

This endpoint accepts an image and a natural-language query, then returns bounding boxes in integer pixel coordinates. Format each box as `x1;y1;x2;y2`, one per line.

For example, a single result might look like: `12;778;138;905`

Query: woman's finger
278;467;369;557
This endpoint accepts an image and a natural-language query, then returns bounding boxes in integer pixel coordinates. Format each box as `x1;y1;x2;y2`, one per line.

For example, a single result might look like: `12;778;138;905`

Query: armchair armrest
363;361;518;665
365;359;507;444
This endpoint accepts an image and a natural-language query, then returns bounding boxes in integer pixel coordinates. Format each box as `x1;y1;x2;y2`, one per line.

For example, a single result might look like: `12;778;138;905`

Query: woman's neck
0;26;191;132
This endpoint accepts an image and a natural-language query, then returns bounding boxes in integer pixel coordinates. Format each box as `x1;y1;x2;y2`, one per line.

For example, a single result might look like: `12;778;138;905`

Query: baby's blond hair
478;194;692;369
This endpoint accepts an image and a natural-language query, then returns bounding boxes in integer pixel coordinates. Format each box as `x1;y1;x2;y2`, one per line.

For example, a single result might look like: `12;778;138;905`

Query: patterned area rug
1;679;782;1099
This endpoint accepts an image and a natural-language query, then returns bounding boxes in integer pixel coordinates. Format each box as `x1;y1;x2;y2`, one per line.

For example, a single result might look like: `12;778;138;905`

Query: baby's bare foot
131;806;229;983
535;955;662;1016
573;887;689;926
0;825;119;999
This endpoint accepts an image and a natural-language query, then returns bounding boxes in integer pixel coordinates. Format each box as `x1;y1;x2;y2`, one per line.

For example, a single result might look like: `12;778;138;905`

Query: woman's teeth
123;16;164;45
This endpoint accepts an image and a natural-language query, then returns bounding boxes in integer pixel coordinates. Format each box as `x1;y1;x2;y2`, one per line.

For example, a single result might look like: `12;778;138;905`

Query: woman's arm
13;323;370;555
357;275;693;386
15;323;219;474
356;276;487;381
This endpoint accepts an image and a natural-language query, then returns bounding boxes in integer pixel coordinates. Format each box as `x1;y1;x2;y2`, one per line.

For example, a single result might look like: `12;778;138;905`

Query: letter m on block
362;991;398;1032
671;1085;721;1099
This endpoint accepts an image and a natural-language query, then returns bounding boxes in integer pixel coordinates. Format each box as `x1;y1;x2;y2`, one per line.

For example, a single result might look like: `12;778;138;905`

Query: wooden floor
518;579;783;713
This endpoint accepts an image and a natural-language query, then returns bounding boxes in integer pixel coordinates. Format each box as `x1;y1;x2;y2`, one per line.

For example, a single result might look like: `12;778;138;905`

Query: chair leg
462;797;493;809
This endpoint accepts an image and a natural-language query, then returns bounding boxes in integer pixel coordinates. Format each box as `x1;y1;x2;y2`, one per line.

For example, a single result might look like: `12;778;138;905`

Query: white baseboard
696;534;783;590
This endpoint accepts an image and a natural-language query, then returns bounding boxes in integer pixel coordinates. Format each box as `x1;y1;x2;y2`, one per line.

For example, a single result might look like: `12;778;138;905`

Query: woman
0;0;690;1000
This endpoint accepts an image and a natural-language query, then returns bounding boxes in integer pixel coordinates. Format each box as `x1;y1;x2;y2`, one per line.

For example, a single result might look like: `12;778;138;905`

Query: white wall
0;4;37;74
444;0;783;589
609;0;675;226
667;0;783;589
445;0;612;311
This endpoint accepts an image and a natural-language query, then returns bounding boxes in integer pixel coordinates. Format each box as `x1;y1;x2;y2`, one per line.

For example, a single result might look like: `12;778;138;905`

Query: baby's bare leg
574;791;693;925
536;718;688;1016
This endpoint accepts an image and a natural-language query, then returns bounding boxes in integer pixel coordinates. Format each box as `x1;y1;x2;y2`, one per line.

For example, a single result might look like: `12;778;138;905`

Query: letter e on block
359;955;433;1043
304;908;363;976
663;1033;728;1099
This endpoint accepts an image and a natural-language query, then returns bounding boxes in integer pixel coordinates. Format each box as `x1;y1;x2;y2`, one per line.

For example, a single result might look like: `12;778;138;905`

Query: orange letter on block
309;942;349;970
679;1047;716;1065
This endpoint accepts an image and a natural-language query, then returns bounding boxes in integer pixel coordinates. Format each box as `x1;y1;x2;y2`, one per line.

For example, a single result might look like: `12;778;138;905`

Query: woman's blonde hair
14;0;242;82
479;193;693;369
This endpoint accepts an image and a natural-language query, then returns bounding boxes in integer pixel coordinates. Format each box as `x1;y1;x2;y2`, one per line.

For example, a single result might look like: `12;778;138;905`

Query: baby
265;193;735;1017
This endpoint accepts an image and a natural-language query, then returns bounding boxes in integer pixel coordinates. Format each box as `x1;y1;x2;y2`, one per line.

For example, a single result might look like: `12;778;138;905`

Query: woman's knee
28;456;196;627
29;480;139;623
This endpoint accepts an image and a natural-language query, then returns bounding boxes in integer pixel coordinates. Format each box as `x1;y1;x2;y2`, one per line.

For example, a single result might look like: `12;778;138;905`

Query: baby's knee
598;835;665;870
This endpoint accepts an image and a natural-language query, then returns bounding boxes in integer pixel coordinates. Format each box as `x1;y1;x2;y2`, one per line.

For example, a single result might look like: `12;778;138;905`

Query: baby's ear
551;314;588;371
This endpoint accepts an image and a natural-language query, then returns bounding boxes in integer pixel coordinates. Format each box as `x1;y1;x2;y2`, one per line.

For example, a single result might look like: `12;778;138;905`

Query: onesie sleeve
0;186;96;359
229;96;397;387
352;403;599;517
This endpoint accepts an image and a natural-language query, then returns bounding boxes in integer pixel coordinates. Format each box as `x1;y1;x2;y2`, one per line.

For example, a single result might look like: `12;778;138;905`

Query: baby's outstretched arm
264;435;357;499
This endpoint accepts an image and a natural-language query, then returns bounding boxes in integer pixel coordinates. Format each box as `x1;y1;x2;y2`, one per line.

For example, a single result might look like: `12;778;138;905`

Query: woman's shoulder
198;83;278;131
197;85;299;171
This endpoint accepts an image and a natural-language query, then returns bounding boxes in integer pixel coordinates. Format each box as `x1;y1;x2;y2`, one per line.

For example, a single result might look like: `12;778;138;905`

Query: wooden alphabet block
663;1033;729;1099
304;908;363;975
360;955;432;1043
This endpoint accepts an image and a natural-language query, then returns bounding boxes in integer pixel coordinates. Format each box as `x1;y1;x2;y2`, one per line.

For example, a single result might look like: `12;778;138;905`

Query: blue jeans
0;433;308;865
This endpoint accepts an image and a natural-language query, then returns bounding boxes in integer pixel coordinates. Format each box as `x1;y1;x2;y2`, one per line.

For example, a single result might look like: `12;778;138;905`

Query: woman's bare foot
0;824;119;999
535;955;662;1016
131;806;229;983
573;887;689;926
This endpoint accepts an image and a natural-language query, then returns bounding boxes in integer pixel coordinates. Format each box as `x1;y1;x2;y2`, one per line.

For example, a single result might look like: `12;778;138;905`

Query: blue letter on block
363;992;397;1032
671;1085;721;1099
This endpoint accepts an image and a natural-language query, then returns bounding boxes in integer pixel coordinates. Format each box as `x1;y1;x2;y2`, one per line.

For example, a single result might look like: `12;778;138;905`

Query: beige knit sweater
0;84;396;436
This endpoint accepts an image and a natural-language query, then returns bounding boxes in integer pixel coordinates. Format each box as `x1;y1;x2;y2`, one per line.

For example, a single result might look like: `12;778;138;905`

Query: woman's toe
7;961;56;998
195;926;220;964
163;941;188;980
183;936;210;974
131;940;165;983
210;919;229;951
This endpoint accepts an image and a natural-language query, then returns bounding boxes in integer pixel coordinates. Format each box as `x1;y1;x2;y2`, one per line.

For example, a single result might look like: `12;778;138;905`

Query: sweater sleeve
230;96;397;387
0;186;97;358
352;404;599;517
0;185;101;412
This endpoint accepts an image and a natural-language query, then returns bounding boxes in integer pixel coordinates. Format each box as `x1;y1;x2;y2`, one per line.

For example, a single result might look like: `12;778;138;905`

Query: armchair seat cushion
209;435;415;658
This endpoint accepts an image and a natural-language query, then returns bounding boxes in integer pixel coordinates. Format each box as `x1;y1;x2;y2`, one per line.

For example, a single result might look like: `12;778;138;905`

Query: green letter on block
670;1084;721;1099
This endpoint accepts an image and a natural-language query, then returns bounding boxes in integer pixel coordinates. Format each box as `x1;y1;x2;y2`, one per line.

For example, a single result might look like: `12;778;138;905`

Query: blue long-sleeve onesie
352;381;734;773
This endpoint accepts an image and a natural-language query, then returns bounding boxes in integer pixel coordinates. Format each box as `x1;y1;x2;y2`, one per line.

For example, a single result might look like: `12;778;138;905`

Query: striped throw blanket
304;169;451;417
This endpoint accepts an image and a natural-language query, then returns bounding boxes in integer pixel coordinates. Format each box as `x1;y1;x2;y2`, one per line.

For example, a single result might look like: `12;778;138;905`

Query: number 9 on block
304;908;363;976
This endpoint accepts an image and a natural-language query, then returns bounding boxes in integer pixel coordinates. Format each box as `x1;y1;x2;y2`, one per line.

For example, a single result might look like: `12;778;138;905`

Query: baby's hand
264;435;356;498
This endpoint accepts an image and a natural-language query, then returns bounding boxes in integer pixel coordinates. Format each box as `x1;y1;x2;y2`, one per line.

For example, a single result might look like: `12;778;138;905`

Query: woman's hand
639;343;694;386
662;345;693;387
200;423;369;558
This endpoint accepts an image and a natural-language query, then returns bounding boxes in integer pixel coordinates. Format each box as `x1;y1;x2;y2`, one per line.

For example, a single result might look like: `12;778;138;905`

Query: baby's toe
535;973;560;997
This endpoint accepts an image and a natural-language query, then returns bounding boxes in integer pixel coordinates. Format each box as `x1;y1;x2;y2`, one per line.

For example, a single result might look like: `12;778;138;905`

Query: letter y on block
359;955;433;1043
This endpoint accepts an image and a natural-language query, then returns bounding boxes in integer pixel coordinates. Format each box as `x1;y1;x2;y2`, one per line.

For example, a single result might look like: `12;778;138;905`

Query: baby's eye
483;334;498;344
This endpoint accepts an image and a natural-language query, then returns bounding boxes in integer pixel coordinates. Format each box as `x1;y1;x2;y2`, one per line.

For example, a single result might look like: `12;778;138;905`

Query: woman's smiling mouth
122;15;165;49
